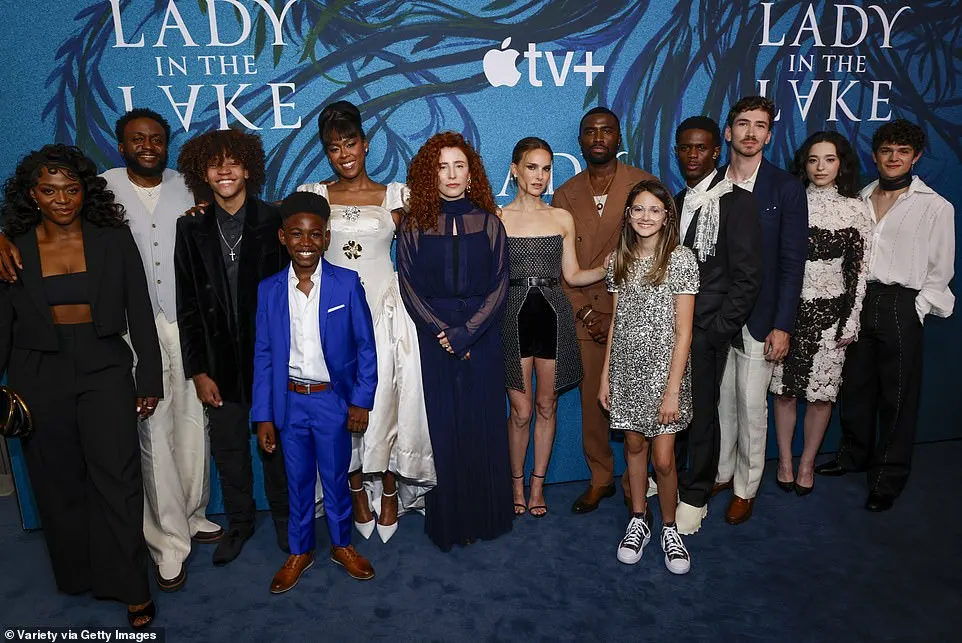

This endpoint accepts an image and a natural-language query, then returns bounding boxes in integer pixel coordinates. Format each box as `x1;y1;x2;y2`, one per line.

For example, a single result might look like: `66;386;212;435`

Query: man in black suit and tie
714;97;808;525
670;116;763;535
174;129;290;565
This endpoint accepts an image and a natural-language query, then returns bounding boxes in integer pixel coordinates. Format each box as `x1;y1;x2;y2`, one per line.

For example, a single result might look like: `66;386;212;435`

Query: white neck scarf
685;178;733;261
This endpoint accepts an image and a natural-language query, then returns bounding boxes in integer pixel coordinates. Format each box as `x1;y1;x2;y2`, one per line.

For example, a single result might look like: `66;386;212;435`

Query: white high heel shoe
350;485;375;540
376;489;399;543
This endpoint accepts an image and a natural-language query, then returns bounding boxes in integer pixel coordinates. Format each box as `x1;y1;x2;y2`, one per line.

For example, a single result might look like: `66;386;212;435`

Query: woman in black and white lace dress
769;132;871;495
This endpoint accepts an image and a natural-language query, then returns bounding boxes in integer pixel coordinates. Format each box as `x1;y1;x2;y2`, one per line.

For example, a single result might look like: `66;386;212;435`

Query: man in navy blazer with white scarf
711;96;808;526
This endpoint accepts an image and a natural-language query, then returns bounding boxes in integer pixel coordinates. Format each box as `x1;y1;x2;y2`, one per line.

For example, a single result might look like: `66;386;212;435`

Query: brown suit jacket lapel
566;170;600;253
591;162;641;265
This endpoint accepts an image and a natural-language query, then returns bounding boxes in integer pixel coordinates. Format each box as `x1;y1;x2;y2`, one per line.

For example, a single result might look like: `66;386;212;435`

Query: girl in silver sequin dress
599;181;698;574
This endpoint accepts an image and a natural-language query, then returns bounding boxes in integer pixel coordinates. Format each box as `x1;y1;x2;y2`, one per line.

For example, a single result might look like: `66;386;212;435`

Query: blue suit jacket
719;158;808;341
251;259;377;431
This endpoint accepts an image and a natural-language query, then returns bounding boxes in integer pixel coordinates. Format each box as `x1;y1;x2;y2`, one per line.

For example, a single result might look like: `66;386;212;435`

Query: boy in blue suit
252;192;378;593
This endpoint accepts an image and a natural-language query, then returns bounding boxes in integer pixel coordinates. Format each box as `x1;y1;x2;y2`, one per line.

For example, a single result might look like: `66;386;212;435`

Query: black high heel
776;479;795;493
127;600;156;629
528;473;548;518
511;473;527;516
793;481;814;496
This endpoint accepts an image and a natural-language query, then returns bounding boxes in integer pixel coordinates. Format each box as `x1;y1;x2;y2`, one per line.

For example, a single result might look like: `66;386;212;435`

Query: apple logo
483;37;522;87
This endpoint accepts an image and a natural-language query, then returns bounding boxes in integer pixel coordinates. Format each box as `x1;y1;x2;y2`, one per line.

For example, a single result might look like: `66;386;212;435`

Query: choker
878;173;913;192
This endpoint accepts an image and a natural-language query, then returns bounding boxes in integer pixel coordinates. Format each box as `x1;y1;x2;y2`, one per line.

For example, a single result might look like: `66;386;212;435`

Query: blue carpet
1;441;960;642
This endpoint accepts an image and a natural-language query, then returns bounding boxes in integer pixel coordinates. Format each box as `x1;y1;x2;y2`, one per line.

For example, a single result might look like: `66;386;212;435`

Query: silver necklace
132;181;161;199
215;218;243;261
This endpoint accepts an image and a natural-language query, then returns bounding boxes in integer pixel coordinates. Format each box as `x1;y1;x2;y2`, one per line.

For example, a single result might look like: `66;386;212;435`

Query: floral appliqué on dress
343;240;362;259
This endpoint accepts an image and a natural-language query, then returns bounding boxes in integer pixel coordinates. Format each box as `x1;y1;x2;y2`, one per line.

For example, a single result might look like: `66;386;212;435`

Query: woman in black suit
0;144;162;628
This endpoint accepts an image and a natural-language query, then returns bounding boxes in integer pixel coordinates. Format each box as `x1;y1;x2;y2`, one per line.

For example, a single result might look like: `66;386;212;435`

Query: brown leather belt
288;380;330;395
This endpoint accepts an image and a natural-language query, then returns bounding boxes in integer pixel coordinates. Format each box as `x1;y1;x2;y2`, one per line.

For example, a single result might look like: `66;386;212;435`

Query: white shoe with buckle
376;489;399;543
350;485;375;540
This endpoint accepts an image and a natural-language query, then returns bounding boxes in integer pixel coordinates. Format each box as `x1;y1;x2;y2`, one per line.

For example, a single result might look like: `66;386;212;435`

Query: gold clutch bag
0;386;33;438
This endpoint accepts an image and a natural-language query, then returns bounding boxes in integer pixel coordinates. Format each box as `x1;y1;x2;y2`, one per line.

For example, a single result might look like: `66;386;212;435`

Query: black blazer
675;174;764;348
0;222;163;397
174;196;284;405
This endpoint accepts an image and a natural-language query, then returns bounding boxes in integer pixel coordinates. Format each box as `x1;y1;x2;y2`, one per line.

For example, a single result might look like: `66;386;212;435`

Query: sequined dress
502;235;582;392
769;185;871;402
606;246;699;437
296;181;435;516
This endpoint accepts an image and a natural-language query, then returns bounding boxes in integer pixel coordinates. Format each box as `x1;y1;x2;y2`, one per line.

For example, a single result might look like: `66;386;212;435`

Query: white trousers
135;313;218;565
315;276;436;517
716;326;775;499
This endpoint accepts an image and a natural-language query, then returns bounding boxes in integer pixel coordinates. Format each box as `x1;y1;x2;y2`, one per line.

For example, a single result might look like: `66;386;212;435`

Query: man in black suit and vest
174;129;289;565
669;116;763;534
713;97;808;525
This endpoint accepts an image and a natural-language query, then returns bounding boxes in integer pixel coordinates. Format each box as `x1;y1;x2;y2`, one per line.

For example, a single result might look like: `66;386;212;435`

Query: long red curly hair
404;131;497;231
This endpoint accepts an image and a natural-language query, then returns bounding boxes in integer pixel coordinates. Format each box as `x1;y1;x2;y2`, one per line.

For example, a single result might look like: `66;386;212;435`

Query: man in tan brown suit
552;107;656;513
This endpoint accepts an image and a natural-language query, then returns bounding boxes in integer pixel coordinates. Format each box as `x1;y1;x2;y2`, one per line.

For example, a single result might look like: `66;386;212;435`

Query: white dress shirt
680;169;718;242
725;159;761;193
287;262;331;383
861;176;955;323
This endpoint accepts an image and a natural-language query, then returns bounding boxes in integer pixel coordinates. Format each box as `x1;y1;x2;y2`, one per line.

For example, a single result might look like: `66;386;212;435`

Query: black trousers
675;327;729;508
837;283;923;498
206;401;289;533
13;324;150;604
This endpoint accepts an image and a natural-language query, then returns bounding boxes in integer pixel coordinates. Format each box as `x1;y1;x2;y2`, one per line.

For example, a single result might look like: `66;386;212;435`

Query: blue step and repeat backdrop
1;1;960;528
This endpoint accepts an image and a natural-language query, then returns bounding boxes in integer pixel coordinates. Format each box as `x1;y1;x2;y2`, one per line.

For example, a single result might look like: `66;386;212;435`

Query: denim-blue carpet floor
1;441;960;642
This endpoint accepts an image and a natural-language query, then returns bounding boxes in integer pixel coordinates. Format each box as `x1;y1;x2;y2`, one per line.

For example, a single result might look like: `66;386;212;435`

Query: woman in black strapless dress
499;137;608;517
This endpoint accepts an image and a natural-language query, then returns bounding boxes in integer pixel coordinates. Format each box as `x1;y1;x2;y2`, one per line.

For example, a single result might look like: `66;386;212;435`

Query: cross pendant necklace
215;219;243;262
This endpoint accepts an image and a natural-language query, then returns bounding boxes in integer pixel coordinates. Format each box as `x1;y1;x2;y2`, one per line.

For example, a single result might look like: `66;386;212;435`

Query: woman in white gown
297;101;434;543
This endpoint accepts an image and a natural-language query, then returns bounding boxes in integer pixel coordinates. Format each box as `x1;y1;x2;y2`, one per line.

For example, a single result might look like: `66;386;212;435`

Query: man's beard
584;147;618;166
124;150;167;178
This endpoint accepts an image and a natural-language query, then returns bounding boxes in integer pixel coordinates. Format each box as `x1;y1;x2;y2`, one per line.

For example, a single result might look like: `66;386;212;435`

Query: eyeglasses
626;205;666;219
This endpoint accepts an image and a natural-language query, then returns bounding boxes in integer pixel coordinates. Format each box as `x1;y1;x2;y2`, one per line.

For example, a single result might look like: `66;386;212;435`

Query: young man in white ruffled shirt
815;119;955;512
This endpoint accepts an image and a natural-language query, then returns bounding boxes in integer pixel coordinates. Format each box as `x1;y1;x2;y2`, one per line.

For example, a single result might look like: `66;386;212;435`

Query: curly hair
404;132;496;231
790;131;861;198
871;119;925;154
726;95;776;129
177;129;266;197
1;144;126;237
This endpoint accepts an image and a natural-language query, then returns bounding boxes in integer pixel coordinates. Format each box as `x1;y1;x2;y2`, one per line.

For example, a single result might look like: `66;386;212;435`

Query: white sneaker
646;475;658;498
675;501;707;535
661;524;691;574
616;514;651;564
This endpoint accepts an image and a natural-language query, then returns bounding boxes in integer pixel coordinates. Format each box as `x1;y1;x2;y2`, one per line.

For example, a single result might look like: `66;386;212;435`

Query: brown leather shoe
571;484;616;514
711;480;733;497
725;495;755;525
270;552;315;594
330;545;374;580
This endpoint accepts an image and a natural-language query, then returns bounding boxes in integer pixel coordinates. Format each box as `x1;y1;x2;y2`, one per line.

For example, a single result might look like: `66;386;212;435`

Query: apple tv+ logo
482;37;605;88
